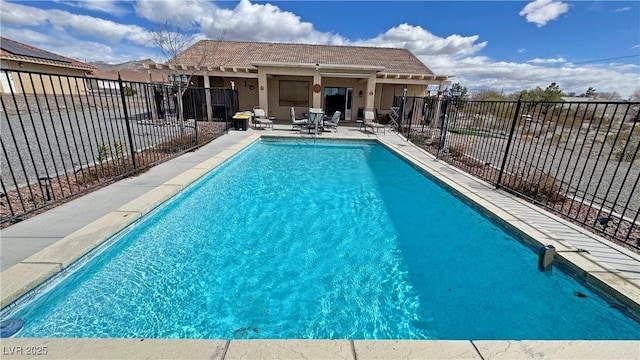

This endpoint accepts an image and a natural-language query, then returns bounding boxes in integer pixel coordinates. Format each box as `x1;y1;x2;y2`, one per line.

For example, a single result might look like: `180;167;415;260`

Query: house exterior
89;60;171;92
0;37;95;95
146;40;451;121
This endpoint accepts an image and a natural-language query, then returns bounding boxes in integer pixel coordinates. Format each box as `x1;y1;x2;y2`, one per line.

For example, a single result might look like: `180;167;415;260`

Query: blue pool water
4;139;640;340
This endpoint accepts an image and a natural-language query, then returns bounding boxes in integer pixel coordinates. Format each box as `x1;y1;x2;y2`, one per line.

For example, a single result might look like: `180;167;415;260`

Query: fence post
402;90;409;139
496;98;522;188
192;88;198;145
435;96;445;159
118;73;137;170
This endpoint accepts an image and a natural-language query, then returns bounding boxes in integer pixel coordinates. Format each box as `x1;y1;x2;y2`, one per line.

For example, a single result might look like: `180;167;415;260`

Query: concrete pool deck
1;124;639;359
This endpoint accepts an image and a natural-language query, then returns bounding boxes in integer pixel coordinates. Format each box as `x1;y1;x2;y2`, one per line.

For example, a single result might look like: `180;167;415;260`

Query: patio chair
252;106;273;129
290;107;307;130
363;109;385;134
323;111;341;132
305;108;325;135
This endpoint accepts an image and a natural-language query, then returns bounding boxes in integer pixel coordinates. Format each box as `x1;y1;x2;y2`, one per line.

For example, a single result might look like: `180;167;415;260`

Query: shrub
502;170;564;204
123;86;137;96
448;144;465;158
408;134;425;145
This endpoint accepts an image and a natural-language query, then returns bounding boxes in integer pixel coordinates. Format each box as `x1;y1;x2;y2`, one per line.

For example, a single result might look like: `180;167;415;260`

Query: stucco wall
1;60;89;95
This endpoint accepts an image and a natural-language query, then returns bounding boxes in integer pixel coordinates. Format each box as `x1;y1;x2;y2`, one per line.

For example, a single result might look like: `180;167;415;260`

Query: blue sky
1;0;639;98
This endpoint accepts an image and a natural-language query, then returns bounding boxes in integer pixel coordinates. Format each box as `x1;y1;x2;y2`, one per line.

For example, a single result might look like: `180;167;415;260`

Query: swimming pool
3;139;640;340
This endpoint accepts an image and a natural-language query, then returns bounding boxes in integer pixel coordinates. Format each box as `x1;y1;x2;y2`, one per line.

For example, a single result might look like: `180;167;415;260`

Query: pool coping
1;130;639;359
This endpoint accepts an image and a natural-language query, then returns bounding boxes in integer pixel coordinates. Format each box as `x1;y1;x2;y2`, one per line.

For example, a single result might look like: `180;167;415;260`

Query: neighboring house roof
0;37;95;72
172;40;439;78
92;70;150;83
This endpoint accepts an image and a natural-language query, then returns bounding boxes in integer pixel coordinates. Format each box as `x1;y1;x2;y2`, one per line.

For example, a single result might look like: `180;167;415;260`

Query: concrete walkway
1;123;639;360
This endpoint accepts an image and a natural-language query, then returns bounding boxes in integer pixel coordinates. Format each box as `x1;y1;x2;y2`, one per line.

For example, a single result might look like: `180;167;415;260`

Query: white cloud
134;0;345;44
428;54;639;98
355;24;487;57
0;27;156;63
519;0;570;27
1;1;153;46
135;0;210;29
614;7;631;13
517;48;527;53
55;0;130;17
528;57;566;64
0;1;49;26
200;0;317;42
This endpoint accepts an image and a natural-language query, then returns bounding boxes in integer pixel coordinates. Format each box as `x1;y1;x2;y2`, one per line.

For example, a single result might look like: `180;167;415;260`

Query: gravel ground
1;109;196;189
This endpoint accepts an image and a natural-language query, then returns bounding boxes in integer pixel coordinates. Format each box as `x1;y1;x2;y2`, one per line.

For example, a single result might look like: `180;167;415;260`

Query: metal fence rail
1;69;237;226
402;96;640;248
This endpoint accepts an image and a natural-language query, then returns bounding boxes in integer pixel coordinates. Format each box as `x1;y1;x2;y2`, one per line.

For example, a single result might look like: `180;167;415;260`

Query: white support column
203;72;212;121
434;81;447;129
258;69;268;114
365;73;377;109
146;69;158;120
312;74;322;108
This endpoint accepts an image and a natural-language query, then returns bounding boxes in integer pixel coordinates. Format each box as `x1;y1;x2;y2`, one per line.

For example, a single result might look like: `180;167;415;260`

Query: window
0;71;16;93
279;80;309;107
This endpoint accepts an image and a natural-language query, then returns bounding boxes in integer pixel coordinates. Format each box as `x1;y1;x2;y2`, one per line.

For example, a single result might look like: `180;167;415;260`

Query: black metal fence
1;69;237;226
398;95;640;249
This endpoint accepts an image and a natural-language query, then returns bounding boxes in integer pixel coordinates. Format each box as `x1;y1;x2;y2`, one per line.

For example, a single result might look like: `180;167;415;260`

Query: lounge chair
323;111;341;132
290;107;307;130
364;109;385;134
388;106;401;129
252;106;273;129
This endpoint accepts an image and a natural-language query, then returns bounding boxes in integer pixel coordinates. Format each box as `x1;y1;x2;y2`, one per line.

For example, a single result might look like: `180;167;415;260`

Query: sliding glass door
323;87;352;120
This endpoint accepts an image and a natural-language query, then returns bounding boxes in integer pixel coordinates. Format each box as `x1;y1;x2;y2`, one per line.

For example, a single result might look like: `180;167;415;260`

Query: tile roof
0;37;95;72
173;40;435;76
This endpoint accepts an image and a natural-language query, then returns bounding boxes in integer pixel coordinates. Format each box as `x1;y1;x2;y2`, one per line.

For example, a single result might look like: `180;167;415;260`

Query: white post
178;82;185;134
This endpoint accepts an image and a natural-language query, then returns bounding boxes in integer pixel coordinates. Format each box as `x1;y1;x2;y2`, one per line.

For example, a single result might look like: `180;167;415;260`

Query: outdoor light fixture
443;88;461;98
167;73;190;135
401;87;409;139
598;217;613;226
168;74;189;86
359;90;363;97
